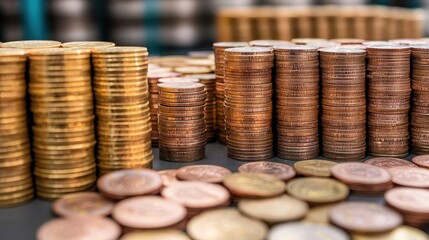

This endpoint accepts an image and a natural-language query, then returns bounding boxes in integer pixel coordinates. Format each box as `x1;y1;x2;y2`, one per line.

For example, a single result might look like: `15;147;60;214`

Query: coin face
238;161;296;181
388;166;429;188
364;157;417;169
187;208;267;240
176;165;231;183
121;229;191;240
268;222;349;240
287;177;349;204
2;40;61;49
112;196;186;229
352;225;429;240
293;160;337;177
385;187;429;214
238;194;308;223
36;217;121;240
223;173;286;198
331;162;391;184
412;155;429;168
51;192;114;218
329;202;403;233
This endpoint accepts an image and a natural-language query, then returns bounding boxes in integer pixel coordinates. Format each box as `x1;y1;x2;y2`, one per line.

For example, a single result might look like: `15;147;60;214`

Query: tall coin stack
147;72;181;147
224;47;274;161
213;42;247;143
0;49;33;207
29;48;96;200
92;47;153;174
410;44;429;154
158;81;207;162
320;48;367;161
274;45;319;160
367;45;411;158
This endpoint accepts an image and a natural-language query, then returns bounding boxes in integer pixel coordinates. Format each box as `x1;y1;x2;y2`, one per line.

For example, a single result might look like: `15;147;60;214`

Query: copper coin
412;155;429;168
51;192;114;218
388;166;429;188
121;229;191;240
385;187;429;214
157;169;179;187
331;162;392;185
365;157;417;169
238;161;295;181
175;165;231;183
268;222;349;240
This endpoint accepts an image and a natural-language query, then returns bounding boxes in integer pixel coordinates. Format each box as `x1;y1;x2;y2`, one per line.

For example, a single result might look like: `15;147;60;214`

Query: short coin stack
274;45;319;160
92;47;153;174
224;47;274;161
157;81;207;162
410;44;429;154
0;49;33;207
320;48;367;161
367;45;411;158
213;42;247;143
147;72;181;147
29;48;96;200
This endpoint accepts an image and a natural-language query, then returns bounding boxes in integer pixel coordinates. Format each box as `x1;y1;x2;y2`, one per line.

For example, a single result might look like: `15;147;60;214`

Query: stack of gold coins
367;45;411;158
213;42;248;143
29;48;96;200
92;47;153;174
158;81;207;162
1;40;61;50
410;45;429;154
61;41;115;49
185;74;217;142
147;72;181;147
224;47;274;161
274;45;319;160
320;48;367;161
0;48;33;207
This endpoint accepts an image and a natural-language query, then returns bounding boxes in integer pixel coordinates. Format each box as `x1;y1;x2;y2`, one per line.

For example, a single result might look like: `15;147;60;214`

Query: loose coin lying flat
238;161;296;181
223;173;286;198
287;177;349;204
121;229;191;240
52;192;114;218
352;225;429;240
412;155;429;169
388;166;429;188
176;165;231;183
268;222;349;240
293;159;337;177
364;157;417;169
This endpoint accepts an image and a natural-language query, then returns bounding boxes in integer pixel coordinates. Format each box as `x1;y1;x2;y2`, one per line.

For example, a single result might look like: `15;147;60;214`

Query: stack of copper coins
320;48;367;161
147;72;181;147
224;47;274;161
410;45;429;154
274;45;319;160
0;49;33;207
92;47;153;174
367;45;411;158
186;74;217;142
29;48;96;200
157;81;207;162
213;42;248;143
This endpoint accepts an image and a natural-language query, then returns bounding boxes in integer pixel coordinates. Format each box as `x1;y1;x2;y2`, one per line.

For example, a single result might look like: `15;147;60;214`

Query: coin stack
367;45;411;158
147;72;181;147
274;45;319;160
213;42;247;143
157;81;207;162
186;74;217;142
410;45;429;154
92;47;153;174
1;40;61;50
224;47;274;161
29;48;96;200
320;48;367;161
0;49;33;207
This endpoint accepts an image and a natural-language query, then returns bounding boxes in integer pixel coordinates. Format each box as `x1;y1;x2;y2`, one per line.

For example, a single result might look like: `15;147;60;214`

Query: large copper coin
238;161;295;181
175;165;231;183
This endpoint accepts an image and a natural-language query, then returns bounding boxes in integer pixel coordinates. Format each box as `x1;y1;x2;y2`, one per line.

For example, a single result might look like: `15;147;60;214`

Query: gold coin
287;177;349;204
303;204;335;224
121;229;191;240
223;173;286;198
293;160;338;177
352;226;429;240
2;40;61;49
0;192;33;208
61;41;115;49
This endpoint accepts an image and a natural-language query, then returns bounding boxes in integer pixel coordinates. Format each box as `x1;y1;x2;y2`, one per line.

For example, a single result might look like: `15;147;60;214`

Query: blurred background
0;0;426;54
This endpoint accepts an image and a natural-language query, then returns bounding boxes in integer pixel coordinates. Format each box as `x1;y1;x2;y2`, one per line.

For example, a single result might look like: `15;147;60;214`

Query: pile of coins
147;72;181;147
213;42;247;143
320;48;367;161
158;81;207;162
29;48;96;200
0;49;33;207
274;45;319;160
224;47;274;161
367;45;411;158
92;47;153;174
410;45;429;154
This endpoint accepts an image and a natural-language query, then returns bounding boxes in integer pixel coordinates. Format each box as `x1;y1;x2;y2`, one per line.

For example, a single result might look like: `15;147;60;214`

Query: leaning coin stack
274;45;319;160
224;47;274;161
92;47;153;174
213;42;247;143
410;44;429;154
147;72;181;147
367;45;411;157
320;48;367;161
29;48;96;200
157;81;207;162
0;49;33;207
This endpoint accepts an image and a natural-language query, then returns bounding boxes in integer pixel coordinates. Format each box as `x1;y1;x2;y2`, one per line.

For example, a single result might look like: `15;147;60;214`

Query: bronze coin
238;161;295;181
176;165;231;183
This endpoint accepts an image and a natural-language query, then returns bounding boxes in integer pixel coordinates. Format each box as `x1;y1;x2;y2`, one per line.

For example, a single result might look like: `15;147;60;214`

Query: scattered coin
293;159;337;177
121;229;191;240
268;222;349;240
303;204;335;224
287;177;349;204
352;225;429;240
223;173;286;198
176;165;231;183
364;157;417;169
412;155;429;169
388;166;429;188
52;192;114;218
238;161;296;181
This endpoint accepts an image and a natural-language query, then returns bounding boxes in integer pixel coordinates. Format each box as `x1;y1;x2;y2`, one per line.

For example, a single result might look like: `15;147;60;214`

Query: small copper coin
293;160;337;177
121;229;191;240
157;169;179;187
176;165;232;183
238;161;296;181
385;187;429;214
51;192;114;218
36;217;121;240
412;155;429;168
223;173;286;198
329;202;403;233
365;157;417;169
388;166;429;188
268;222;349;240
331;162;392;185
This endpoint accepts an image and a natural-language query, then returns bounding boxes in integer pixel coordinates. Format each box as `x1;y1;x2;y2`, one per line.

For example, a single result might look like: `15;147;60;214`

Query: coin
268;222;349;240
51;192;114;218
388;166;429;188
175;165;231;183
352;225;429;240
287;177;349;204
238;161;296;181
223;173;286;198
157;169;179;187
61;41;115;49
121;229;191;240
293;159;337;177
365;157;418;169
2;40;61;49
303;204;335;224
412;155;429;168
